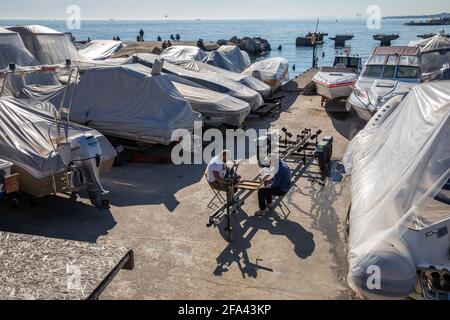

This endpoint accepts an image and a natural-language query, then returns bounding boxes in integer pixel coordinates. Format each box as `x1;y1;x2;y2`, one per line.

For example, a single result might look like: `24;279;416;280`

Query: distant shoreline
383;12;450;20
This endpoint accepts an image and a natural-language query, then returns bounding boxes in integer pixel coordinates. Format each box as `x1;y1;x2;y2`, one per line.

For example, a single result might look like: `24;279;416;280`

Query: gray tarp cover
21;64;200;145
21;64;251;128
217;45;251;72
0;27;57;95
127;64;250;127
0;96;116;179
8;25;126;71
78;40;123;60
177;59;271;97
203;51;241;73
243;57;289;91
128;53;263;110
161;46;207;62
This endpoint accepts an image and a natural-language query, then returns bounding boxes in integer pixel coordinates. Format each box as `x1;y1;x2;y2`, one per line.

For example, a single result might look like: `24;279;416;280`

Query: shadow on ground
0;194;116;242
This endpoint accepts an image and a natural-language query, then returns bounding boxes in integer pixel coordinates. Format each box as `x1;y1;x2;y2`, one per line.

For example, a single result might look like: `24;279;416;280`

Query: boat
296;32;328;47
160;45;207;62
347;46;422;121
0;27;58;94
312;52;362;104
202;50;241;73
173;59;271;98
8;25;126;71
216;45;251;72
128;53;264;110
410;34;450;81
0;65;116;209
19;64;202;146
344;80;450;300
242;57;289;92
78;39;123;60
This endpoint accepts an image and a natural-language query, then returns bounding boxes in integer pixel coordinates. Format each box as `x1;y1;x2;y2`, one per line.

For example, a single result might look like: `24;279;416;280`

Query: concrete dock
0;88;367;299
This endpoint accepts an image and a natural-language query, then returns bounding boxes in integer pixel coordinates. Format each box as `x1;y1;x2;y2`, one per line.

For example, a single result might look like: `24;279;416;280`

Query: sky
1;0;449;20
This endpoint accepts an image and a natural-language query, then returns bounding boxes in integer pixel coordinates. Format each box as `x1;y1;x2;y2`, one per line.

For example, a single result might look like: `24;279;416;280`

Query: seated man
256;159;292;216
207;150;238;192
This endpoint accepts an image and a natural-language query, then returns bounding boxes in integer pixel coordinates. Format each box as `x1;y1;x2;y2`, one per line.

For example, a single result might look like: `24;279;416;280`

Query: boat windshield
396;66;421;79
334;56;361;68
367;54;386;64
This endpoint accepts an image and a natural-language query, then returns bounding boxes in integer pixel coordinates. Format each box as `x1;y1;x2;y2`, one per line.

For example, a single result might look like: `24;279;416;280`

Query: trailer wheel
318;145;331;179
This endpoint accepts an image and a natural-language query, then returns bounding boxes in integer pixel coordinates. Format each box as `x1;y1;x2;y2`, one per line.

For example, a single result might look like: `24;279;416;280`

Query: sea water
0;18;446;76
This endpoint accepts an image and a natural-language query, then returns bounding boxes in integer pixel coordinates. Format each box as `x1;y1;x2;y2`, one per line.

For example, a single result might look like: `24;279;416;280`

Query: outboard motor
57;134;109;210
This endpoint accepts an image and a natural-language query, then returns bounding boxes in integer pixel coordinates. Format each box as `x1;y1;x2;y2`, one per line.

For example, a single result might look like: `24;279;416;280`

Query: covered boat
160;45;207;62
20;64;201;145
217;45;251;72
203;50;241;73
128;53;264;110
410;35;450;81
242;57;289;91
347;46;422;121
344;81;450;300
174;59;271;97
104;63;250;127
0;27;57;95
8;25;125;71
0;92;116;208
78;40;123;60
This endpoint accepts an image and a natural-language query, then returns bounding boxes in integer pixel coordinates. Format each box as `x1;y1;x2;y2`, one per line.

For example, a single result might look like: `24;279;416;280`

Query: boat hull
315;82;354;100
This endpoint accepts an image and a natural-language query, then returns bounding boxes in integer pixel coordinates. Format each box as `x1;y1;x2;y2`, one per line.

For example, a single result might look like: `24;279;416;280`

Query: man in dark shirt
256;159;292;216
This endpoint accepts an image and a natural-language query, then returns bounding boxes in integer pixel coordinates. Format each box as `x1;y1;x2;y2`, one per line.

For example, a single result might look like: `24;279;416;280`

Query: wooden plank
4;174;19;194
0;232;133;300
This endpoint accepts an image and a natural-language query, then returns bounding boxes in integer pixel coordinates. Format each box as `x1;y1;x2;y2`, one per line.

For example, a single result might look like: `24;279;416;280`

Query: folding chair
270;180;296;219
205;171;226;210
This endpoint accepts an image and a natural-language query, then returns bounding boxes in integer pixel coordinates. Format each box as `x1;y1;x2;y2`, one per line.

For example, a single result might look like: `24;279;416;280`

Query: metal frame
207;128;333;242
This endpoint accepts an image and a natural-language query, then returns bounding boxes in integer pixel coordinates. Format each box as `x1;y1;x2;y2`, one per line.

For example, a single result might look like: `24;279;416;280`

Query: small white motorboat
313;53;362;106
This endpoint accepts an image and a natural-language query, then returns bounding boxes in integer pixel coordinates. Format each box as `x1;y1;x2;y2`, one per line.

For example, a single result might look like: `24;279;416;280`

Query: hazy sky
2;0;449;20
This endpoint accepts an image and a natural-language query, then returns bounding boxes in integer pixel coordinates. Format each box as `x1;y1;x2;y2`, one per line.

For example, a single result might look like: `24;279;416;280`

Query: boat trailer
207;128;333;242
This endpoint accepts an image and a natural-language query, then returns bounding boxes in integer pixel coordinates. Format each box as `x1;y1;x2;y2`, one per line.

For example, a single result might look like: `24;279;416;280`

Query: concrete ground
0;91;367;300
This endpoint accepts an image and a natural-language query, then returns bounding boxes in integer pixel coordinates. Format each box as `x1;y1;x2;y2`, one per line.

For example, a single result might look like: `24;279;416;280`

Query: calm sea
1;19;446;76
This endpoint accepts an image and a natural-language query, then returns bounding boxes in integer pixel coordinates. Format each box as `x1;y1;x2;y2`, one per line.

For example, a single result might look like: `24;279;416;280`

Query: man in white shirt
207;150;240;192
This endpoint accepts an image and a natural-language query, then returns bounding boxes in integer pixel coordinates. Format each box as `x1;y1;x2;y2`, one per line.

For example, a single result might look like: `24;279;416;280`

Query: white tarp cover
8;25;126;71
175;59;271;97
78;40;123;60
128;53;264;110
0;96;116;179
203;50;241;73
243;57;289;91
161;45;207;62
410;35;450;80
313;67;358;86
344;81;450;299
0;27;57;95
217;45;251;72
22;64;200;145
